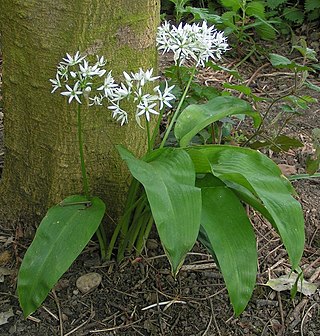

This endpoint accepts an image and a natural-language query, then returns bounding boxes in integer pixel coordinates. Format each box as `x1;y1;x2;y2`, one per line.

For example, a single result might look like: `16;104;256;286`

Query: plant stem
135;214;153;256
242;93;292;147
234;48;255;69
77;105;107;259
150;109;164;150
146;118;151;153
287;173;320;181
105;180;142;260
211;123;216;144
96;228;106;260
77;104;90;199
160;65;197;148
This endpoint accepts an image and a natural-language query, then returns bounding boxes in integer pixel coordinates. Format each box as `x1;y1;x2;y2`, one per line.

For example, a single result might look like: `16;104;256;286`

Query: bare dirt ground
0;35;319;336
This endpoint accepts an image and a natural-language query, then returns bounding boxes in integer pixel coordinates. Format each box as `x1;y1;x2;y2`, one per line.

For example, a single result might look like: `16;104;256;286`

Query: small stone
189;273;197;280
166;274;175;284
76;272;102;294
182;287;190;295
9;324;16;334
0;251;11;266
63;308;73;317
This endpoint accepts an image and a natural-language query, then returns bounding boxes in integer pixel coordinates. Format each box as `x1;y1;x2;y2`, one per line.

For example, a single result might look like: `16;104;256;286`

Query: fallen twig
141;300;187;311
52;289;64;336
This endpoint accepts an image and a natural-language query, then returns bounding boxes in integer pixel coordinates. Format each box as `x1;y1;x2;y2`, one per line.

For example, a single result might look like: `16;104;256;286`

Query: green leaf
184;6;224;24
266;0;287;9
18;195;105;317
249;135;303;152
269;54;312;71
187;146;305;269
306;128;320;174
304;155;319;175
254;18;277;40
220;0;241;11
206;61;242;79
271;135;304;152
283;7;304;24
305;0;320;11
293;45;318;62
307;7;320;21
246;1;265;18
174;96;262;147
199;186;257;316
221;180;274;224
223;83;252;95
117;146;201;276
269;53;292;67
305;80;320;92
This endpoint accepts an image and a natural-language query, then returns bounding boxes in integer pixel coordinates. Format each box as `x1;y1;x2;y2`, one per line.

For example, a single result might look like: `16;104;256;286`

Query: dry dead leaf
266;273;318;296
278;164;297;176
0;308;14;326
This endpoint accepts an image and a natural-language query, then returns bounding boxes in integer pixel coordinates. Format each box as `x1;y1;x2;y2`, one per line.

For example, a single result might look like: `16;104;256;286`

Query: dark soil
0;35;319;335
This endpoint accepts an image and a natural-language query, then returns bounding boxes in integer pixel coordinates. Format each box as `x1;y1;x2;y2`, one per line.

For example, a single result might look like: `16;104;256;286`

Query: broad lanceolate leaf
187;146;305;269
18;195;106;317
199;185;257;316
117;146;201;276
174;96;261;147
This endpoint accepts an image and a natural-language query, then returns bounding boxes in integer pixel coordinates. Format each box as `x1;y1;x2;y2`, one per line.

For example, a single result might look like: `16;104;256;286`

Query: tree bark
0;0;160;228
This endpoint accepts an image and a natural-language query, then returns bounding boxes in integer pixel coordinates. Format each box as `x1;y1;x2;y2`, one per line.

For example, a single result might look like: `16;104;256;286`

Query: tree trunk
0;0;159;228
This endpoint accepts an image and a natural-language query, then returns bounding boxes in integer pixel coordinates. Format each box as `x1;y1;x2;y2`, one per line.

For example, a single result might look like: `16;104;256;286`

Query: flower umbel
156;21;229;66
108;68;175;126
50;53;175;126
50;52;117;105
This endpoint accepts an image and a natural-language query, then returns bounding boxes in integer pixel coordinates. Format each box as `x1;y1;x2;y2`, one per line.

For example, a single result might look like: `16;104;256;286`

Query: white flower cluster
50;51;113;104
109;68;175;126
156;21;229;66
50;52;175;126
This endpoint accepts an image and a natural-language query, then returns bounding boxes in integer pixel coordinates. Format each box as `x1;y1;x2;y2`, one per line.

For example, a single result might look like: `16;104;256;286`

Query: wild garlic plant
113;20;304;318
18;20;305;319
